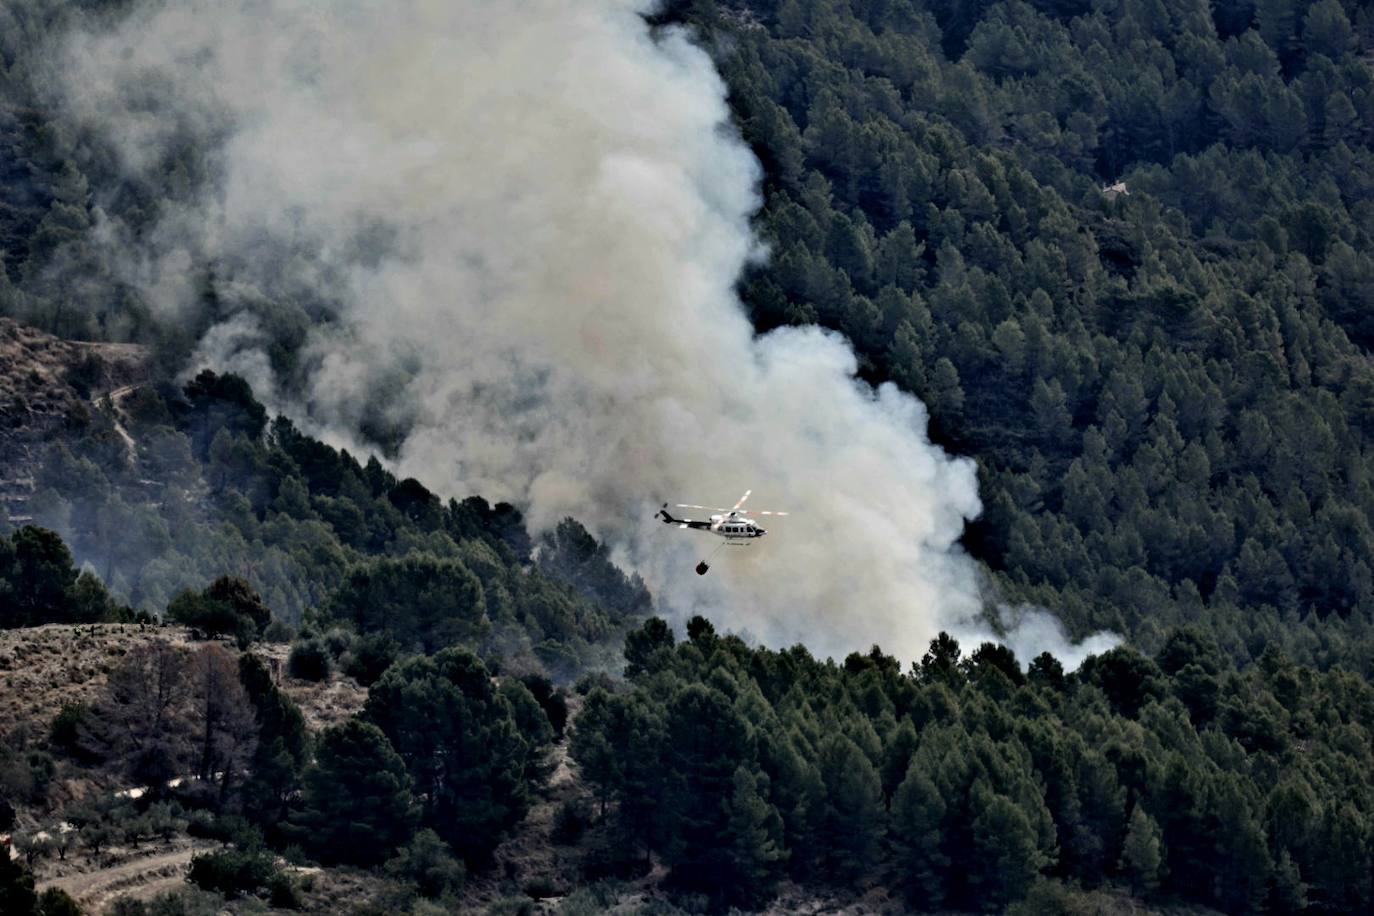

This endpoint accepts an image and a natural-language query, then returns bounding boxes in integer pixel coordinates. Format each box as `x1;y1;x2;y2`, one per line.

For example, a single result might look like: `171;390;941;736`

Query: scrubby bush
551;798;590;845
183;809;217;839
384;829;465;899
0;747;53;807
261;618;296;643
184;813;262;849
23;751;55;805
37;888;82;916
343;632;400;686
49;704;90;760
267;872;303;909
81;822;115;860
187;848;278;898
109;888;223;916
12;830;53;867
557;883;626;916
287;638;330;681
523;876;565;899
144;801;187;844
321;627;353;658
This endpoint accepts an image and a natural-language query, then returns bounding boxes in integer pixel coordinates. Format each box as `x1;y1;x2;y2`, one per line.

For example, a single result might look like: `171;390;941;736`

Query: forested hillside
572;616;1374;913
6;0;1374;665
668;0;1374;669
11;359;650;678
5;0;1374;913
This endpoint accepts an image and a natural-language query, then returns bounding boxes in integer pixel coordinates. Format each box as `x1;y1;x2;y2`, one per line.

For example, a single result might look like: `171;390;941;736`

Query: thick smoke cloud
54;0;1114;664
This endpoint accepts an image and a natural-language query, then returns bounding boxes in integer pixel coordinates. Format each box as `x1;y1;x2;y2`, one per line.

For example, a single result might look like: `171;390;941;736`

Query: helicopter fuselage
655;505;765;540
706;512;766;540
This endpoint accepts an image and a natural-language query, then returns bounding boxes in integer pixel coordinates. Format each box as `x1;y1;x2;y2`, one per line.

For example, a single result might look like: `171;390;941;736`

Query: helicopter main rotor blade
732;489;753;511
745;509;789;516
677;504;729;511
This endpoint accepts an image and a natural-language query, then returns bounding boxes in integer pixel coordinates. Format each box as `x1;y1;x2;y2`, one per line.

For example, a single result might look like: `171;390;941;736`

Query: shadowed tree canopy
326;555;489;653
363;648;544;864
167;575;272;644
175;370;268;460
0;526;121;628
289;718;418;867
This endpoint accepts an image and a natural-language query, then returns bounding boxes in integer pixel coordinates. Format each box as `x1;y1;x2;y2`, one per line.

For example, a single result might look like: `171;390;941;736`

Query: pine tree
968;785;1045;910
718;767;789;907
364;649;532;863
238;654;308;834
929;358;965;420
622;617;676;678
1303;0;1355;60
569;688;663;856
880;720;919;803
1031;378;1073;446
660;685;753;888
891;762;948;910
290;719;418;866
919;632;964;687
1269;847;1308;915
5;526;79;626
817;733;884;883
1119;805;1163;895
500;679;555;787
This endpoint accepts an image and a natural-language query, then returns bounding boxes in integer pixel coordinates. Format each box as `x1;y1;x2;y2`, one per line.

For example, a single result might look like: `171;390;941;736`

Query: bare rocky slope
0;318;150;525
1;624;368;913
1;623;590;915
0;624;365;813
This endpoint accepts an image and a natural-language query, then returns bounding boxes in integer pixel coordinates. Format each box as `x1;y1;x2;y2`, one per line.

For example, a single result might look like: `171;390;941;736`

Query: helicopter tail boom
658;504;712;530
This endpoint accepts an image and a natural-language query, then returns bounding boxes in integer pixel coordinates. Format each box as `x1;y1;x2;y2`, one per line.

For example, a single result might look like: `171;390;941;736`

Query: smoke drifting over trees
45;0;1109;662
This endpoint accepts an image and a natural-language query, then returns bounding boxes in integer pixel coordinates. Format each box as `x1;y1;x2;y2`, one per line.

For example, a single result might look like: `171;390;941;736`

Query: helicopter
656;490;789;575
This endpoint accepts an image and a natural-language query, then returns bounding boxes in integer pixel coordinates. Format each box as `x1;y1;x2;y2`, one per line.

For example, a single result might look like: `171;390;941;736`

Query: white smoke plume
53;0;1115;666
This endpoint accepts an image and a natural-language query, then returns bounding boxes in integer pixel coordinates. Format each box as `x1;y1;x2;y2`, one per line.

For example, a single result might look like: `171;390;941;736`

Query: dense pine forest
676;0;1374;669
4;0;1374;913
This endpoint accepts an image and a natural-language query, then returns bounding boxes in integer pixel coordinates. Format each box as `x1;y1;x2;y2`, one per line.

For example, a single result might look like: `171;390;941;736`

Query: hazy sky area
55;0;1116;666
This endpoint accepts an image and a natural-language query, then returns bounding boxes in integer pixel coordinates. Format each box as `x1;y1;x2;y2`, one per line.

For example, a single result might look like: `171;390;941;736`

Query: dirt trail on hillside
38;844;210;914
0;319;151;507
97;384;142;460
